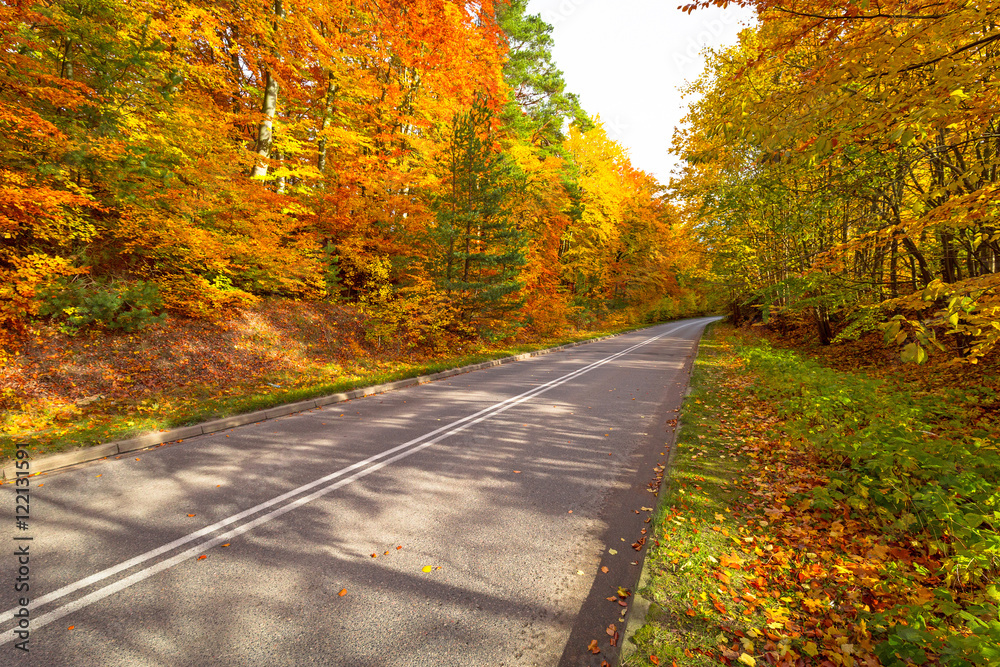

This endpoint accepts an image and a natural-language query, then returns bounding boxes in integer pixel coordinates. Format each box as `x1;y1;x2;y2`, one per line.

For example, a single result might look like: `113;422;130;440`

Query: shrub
38;277;166;334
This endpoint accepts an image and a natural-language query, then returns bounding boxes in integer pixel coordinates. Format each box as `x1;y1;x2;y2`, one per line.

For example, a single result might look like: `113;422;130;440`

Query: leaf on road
608;548;618;555
187;514;196;517
422;566;432;573
601;566;609;573
338;589;347;597
198;555;207;560
587;639;600;654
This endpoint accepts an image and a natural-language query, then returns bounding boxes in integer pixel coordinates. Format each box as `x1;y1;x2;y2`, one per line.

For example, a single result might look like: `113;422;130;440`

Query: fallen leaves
338;589;347;597
630;329;1000;666
719;552;744;569
587;639;600;654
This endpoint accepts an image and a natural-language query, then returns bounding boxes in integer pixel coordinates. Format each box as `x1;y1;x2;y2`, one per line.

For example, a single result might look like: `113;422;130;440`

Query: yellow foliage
156;274;259;319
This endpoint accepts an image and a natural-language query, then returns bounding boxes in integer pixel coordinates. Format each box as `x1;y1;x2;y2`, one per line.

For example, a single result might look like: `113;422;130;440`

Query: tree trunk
317;76;336;174
249;0;283;179
249;70;279;179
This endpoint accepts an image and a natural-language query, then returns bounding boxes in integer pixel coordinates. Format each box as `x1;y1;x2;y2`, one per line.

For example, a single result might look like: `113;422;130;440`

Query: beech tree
677;0;1000;361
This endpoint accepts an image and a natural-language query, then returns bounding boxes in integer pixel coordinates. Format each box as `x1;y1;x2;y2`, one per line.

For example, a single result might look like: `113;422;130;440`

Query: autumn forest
0;0;702;350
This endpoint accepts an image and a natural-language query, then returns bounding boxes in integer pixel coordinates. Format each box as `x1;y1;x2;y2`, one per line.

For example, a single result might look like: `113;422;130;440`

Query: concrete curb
2;329;644;482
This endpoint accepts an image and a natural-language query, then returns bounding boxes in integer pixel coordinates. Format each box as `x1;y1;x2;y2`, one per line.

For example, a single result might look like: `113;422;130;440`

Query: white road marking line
0;319;707;642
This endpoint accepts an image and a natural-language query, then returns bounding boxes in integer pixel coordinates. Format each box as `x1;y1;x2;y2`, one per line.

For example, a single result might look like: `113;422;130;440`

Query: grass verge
624;325;1000;667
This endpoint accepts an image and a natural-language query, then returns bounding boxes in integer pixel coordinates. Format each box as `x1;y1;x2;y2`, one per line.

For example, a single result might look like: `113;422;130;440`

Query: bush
646;296;678;322
359;278;463;353
155;274;259;318
38;277;167;334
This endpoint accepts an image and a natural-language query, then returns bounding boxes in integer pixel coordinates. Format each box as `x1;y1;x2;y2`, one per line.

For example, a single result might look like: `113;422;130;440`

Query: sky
524;0;757;186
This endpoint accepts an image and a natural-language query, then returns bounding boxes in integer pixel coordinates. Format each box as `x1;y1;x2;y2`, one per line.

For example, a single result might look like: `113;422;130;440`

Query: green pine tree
435;95;526;331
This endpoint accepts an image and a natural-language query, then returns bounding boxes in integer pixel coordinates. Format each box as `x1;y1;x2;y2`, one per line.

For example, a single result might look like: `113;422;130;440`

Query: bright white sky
524;0;757;186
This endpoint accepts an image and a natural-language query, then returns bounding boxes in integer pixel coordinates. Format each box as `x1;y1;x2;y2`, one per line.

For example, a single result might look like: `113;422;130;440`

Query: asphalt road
2;317;716;666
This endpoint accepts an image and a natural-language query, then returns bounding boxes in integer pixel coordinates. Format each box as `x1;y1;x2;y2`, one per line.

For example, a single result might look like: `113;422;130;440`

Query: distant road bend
2;317;718;666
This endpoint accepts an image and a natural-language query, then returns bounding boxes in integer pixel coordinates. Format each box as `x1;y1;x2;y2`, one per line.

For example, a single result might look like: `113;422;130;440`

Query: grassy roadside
0;317;673;464
624;325;1000;667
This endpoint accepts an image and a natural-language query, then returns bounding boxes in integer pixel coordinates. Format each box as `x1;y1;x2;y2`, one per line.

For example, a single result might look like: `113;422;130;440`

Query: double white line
1;319;703;642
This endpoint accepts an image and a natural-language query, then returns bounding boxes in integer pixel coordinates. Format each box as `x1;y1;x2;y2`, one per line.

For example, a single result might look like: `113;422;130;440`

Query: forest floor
0;299;658;465
624;322;1000;667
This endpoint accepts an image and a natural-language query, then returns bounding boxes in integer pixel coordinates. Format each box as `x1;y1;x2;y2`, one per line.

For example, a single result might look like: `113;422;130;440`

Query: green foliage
742;342;1000;575
495;0;591;150
646;296;678;323
39;277;166;334
434;95;527;328
738;340;1000;660
320;242;342;300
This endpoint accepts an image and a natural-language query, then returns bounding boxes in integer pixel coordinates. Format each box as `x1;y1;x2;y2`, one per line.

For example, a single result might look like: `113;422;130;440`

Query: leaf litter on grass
625;325;1000;667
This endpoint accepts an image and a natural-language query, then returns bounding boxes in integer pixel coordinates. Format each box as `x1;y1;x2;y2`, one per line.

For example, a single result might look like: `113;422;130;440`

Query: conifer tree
435;95;526;330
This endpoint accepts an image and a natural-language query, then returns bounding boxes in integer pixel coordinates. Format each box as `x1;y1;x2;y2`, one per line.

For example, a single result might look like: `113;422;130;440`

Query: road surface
2;317;716;666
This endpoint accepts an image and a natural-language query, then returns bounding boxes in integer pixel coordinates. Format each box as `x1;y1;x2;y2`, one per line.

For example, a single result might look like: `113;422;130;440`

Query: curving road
2;317;717;666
